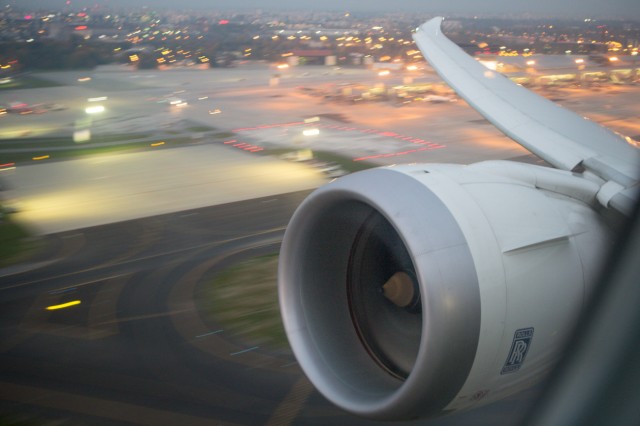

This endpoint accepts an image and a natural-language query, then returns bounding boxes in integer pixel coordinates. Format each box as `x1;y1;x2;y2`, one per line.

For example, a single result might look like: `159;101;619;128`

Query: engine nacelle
278;162;613;420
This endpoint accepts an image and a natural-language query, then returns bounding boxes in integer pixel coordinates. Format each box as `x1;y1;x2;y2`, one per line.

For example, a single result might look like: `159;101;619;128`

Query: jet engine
278;162;613;420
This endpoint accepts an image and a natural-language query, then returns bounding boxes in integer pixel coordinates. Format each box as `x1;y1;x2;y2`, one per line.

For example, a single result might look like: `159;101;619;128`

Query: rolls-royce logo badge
501;327;534;374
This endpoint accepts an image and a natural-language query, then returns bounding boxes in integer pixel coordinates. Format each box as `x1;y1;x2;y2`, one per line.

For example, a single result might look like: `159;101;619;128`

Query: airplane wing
279;17;639;422
413;17;639;215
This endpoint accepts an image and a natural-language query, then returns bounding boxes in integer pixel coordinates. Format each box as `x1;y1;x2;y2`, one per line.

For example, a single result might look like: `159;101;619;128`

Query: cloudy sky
11;0;640;19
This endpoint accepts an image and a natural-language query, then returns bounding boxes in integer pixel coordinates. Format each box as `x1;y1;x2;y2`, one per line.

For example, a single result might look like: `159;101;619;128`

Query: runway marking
49;286;77;295
0;381;241;426
96;308;193;325
51;273;131;293
230;346;259;356
60;233;84;239
196;329;224;338
265;377;314;426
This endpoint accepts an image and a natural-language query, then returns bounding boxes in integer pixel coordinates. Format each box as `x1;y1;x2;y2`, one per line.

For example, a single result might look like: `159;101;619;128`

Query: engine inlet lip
279;166;481;419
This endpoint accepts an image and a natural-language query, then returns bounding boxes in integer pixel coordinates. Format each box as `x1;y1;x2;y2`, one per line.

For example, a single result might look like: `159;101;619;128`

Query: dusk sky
10;0;640;19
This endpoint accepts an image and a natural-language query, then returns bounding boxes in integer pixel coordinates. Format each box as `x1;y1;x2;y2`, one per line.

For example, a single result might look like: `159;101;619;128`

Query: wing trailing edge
412;17;639;214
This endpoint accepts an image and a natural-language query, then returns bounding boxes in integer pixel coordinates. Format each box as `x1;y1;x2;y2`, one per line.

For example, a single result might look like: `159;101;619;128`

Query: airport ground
0;62;638;424
0;191;539;426
2;62;639;234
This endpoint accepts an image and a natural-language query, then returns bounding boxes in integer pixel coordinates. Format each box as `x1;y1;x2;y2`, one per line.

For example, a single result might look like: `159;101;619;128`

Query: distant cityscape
1;4;639;73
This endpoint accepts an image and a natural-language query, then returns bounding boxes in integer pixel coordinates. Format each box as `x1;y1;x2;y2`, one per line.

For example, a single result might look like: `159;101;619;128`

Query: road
0;190;540;426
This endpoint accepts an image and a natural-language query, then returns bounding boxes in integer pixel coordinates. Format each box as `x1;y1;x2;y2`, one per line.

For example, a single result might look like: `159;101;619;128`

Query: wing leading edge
413;17;639;215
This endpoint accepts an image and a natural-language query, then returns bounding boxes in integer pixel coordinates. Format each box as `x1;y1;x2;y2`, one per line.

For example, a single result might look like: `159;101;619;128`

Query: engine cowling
278;162;613;420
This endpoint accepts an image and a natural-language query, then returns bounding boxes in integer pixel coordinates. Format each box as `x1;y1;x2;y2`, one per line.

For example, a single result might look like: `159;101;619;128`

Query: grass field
0;216;37;268
196;253;288;349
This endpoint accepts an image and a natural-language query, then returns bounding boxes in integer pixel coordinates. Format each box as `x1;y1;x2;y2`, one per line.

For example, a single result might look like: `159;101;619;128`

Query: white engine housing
278;162;613;420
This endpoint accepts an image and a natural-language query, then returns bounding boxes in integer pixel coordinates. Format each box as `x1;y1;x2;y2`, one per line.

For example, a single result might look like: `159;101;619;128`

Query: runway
1;144;327;235
0;192;538;426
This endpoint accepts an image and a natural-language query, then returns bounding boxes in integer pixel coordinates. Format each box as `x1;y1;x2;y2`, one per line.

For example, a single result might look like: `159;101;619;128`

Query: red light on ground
218;20;229;25
77;12;87;17
75;25;88;31
0;162;16;171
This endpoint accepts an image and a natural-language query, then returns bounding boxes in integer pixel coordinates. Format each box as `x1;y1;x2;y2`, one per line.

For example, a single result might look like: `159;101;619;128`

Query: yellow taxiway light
150;141;165;147
46;300;81;311
32;155;50;161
